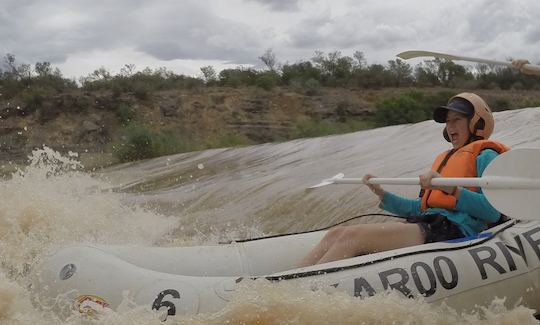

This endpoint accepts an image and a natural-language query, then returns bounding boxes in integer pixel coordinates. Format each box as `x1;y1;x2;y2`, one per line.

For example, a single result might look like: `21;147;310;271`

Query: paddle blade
397;50;459;61
308;173;344;189
482;149;540;221
396;50;514;68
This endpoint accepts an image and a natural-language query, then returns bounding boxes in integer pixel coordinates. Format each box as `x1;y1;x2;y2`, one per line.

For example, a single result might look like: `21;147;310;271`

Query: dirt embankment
0;86;538;171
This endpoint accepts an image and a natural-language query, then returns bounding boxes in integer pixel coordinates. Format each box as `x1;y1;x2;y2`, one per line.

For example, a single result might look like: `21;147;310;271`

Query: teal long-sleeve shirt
380;149;501;237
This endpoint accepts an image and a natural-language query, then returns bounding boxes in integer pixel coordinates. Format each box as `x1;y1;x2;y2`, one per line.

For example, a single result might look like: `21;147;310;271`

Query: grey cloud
131;3;263;63
461;1;520;43
246;0;300;11
288;9;414;52
526;28;540;42
287;0;538;65
0;0;138;63
0;0;265;66
447;0;540;56
287;11;332;48
524;7;540;43
2;0;539;76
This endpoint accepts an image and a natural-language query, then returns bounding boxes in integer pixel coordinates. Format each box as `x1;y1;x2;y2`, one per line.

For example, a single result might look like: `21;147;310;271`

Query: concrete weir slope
100;107;540;234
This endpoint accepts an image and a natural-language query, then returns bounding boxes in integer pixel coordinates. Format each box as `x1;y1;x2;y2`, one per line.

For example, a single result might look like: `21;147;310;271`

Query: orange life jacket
420;140;509;211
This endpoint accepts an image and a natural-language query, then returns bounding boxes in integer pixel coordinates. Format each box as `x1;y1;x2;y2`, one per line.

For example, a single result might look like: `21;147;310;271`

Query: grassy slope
0;86;539;172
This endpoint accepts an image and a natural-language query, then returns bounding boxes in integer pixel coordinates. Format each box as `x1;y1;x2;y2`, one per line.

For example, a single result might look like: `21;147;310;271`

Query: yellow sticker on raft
75;295;110;316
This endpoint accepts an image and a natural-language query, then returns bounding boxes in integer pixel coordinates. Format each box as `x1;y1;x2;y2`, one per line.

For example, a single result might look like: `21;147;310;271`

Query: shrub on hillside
81;67;204;94
219;68;257;88
375;95;426;126
255;71;279;90
354;64;394;89
113;125;156;162
304;78;321;96
294;118;374;138
335;100;352;122
523;98;540;108
150;129;198;156
374;91;455;126
492;97;512;111
20;85;55;113
425;90;455;107
115;103;136;125
113;126;203;162
0;55;76;98
132;81;151;100
281;61;321;85
182;77;204;90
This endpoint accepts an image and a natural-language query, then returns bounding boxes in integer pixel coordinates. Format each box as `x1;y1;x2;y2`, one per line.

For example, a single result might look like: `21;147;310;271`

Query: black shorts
406;214;464;243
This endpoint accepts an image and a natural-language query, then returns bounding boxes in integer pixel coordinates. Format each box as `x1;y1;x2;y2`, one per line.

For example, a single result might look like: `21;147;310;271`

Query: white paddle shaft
332;177;540;189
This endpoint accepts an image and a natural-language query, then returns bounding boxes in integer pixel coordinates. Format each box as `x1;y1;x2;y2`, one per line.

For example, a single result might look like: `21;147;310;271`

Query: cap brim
433;105;472;123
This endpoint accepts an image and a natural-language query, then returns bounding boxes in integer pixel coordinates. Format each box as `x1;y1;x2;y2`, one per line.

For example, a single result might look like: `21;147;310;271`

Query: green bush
132;81;151;100
182;77;204;90
335;100;351;122
21;85;54;113
294;119;374;138
374;92;425;126
110;82;124;97
219;68;257;87
214;133;251;147
374;90;458;127
113;126;203;162
112;123;258;162
156;129;215;156
72;95;91;112
523;98;540;108
255;72;279;90
426;90;455;106
113;125;156;162
281;61;321;85
222;74;242;88
355;64;393;89
375;95;425;126
115;103;136;125
0;78;24;99
80;67;204;94
492;97;512;111
304;78;321;96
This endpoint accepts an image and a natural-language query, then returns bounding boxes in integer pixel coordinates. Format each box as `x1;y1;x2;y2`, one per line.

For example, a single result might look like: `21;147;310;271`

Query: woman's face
445;110;471;148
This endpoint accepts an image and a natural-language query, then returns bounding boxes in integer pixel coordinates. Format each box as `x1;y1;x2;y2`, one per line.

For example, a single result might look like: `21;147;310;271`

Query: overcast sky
1;0;539;79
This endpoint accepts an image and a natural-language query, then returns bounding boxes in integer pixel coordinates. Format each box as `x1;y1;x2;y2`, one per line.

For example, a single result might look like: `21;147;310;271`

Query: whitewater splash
2;107;540;324
0;147;179;323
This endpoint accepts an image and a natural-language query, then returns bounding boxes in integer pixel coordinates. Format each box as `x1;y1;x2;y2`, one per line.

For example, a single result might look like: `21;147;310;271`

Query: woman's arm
380;191;422;217
455;149;501;222
363;174;422;217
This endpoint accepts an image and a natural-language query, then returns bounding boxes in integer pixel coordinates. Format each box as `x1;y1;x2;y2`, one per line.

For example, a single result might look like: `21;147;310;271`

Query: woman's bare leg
299;222;424;267
297;226;347;267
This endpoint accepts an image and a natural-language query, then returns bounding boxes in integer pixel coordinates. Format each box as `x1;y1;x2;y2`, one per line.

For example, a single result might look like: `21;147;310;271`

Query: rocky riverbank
1;86;539;172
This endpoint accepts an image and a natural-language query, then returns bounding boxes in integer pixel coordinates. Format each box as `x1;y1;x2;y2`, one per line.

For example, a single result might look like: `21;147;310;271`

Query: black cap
433;97;474;123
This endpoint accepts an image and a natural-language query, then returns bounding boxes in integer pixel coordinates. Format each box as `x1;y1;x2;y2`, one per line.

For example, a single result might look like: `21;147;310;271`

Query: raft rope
223;213;398;244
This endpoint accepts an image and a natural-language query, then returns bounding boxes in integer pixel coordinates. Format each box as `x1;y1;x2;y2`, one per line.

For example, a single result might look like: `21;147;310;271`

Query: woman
299;93;508;267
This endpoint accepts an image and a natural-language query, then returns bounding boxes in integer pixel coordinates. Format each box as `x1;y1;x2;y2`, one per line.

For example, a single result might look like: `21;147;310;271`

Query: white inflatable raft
32;219;540;320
